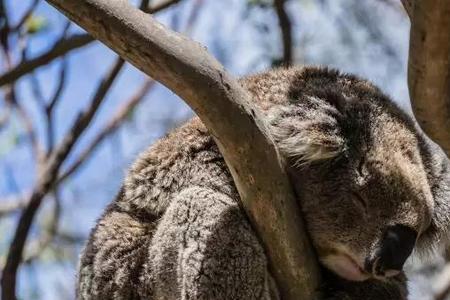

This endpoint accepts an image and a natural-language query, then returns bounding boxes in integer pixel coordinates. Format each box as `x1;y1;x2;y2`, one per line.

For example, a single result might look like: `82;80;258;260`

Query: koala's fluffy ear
268;98;346;166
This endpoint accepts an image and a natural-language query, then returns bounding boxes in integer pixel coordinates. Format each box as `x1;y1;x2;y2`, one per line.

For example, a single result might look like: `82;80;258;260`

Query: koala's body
77;67;450;300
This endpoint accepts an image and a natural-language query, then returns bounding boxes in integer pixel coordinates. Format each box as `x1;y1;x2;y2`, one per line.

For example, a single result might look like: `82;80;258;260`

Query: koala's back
77;66;410;299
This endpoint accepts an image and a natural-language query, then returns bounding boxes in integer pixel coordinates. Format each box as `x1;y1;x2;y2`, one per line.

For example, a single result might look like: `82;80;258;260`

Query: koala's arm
147;186;277;300
77;186;277;300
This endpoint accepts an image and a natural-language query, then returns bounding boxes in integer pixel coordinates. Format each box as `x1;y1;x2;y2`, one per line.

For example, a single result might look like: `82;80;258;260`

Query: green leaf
24;15;49;35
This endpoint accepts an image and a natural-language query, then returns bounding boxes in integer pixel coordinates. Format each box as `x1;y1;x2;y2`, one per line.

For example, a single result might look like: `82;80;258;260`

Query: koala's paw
321;268;408;300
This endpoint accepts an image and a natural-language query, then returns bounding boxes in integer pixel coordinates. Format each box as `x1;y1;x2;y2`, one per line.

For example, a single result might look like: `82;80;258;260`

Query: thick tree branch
47;58;67;113
46;57;68;154
1;57;125;300
0;33;94;87
43;1;321;300
0;0;10;54
274;0;293;66
405;0;450;155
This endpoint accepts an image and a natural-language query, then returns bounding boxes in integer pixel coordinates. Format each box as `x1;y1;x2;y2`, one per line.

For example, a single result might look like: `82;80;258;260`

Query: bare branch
29;57;68;156
29;71;46;108
58;79;155;183
406;1;450;155
23;191;61;264
1;57;125;300
0;0;10;54
274;0;293;66
46;57;68;153
48;58;68;112
5;86;42;160
139;0;150;10
0;33;94;87
42;1;321;300
13;98;41;160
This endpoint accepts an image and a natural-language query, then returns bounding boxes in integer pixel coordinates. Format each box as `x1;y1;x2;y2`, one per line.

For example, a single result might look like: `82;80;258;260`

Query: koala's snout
366;225;417;277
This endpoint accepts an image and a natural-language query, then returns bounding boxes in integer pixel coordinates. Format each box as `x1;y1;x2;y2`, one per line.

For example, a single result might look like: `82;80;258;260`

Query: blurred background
0;0;446;299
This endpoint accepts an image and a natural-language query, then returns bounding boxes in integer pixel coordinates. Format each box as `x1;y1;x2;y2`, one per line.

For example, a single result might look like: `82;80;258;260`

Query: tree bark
41;1;321;300
402;1;450;299
405;0;450;155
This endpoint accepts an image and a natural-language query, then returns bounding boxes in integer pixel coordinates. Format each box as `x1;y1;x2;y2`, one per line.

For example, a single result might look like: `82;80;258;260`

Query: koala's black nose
367;225;417;276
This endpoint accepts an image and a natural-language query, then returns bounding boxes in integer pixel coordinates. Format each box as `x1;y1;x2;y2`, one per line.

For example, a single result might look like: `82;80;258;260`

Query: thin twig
46;57;68;154
273;0;293;66
29;71;46;108
11;0;39;32
139;0;150;10
0;33;94;87
28;57;68;156
6;86;42;160
47;24;71;153
47;58;67;113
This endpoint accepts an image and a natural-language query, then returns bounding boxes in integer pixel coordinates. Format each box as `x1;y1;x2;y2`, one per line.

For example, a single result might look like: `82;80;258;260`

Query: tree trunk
404;0;450;155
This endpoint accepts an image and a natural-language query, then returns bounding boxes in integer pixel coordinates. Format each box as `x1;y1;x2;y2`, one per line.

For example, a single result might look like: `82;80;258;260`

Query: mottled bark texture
404;0;450;156
43;0;320;299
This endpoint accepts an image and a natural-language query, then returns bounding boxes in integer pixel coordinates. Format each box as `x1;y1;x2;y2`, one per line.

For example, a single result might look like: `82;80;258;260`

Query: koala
77;66;450;300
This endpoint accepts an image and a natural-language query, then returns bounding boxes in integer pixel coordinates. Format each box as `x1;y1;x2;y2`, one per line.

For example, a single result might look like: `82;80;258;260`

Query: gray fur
77;66;450;299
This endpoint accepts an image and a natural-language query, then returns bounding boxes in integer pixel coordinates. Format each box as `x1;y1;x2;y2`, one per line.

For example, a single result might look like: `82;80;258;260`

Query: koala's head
269;67;450;282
